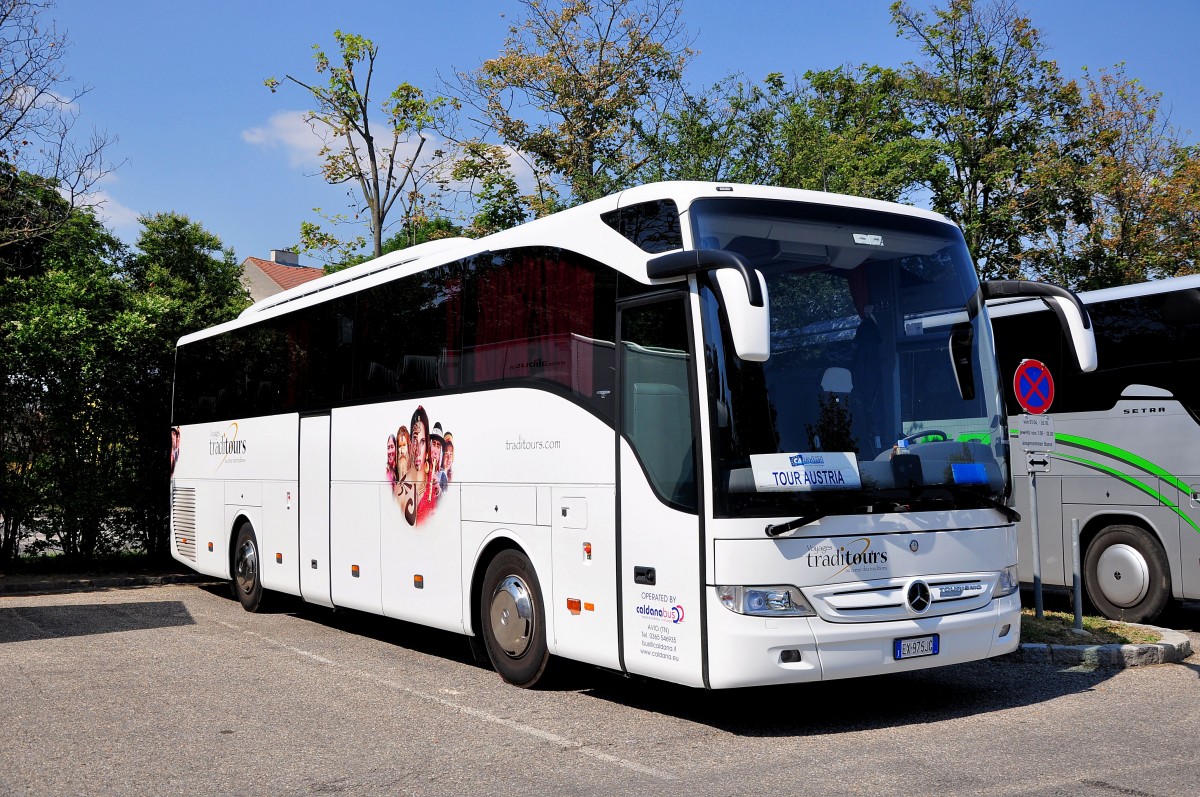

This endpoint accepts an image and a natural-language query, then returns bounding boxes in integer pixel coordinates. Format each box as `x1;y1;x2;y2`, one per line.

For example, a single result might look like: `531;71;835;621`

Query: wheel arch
226;512;256;579
469;534;529;639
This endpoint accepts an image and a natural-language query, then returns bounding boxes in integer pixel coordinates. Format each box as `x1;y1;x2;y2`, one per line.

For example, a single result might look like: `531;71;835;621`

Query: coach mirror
981;280;1098;373
646;249;771;362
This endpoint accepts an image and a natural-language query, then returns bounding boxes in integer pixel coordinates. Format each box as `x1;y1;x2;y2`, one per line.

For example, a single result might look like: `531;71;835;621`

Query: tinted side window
355;264;462;400
621;298;697;510
601;200;682;254
993;288;1200;416
290;295;356;406
463;247;617;419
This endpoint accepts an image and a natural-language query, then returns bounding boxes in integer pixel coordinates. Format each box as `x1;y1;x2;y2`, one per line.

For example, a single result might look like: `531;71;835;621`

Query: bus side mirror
647;249;771;362
982;280;1098;373
714;267;770;362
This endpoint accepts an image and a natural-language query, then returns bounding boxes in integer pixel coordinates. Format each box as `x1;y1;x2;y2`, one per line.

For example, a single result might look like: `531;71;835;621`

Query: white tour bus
991;274;1200;623
169;181;1095;688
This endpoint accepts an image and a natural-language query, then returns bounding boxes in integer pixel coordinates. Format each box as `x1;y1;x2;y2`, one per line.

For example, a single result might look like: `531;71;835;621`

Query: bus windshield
692;197;1009;519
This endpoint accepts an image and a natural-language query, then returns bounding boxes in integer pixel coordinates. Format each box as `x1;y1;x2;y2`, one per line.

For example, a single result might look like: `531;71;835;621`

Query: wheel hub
1095;543;1149;608
489;575;534;657
236;540;258;595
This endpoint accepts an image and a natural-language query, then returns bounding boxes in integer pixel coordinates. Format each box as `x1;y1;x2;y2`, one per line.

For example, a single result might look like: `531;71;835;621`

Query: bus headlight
717;585;816;617
995;565;1020;597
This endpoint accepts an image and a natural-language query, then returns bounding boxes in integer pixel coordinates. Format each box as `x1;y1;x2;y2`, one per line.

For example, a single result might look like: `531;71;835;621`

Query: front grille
806;573;995;622
172;486;197;561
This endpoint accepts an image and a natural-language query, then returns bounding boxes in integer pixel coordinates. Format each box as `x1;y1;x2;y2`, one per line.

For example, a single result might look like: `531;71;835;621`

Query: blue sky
50;0;1200;267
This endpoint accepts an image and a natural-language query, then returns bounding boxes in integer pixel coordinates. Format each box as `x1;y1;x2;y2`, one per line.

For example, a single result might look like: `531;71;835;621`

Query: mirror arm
981;279;1092;330
647;249;764;307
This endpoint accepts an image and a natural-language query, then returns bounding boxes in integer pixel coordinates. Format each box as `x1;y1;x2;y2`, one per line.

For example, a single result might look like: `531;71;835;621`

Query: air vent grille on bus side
172;486;197;561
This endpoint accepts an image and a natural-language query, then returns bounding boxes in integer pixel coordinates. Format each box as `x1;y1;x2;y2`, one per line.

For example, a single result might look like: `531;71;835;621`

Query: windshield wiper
907;484;1021;523
763;487;1020;537
765;512;827;537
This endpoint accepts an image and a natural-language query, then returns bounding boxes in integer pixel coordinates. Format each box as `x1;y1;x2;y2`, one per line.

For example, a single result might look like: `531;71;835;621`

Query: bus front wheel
1084;524;1171;623
480;550;549;687
232;523;265;612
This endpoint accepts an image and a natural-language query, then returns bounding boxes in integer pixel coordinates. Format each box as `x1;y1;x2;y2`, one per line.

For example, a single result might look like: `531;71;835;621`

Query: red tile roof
244;256;325;291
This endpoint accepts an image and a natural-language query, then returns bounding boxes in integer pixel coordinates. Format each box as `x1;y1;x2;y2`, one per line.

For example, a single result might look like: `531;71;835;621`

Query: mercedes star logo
907;580;932;614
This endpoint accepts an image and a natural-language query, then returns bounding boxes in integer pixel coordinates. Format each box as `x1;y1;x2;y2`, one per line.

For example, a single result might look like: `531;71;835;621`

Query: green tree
122;213;249;558
774;65;937;202
454;0;693;206
643;66;934;203
267;31;455;263
892;0;1075;279
1024;65;1192;289
0;194;133;565
638;73;789;185
450;141;530;237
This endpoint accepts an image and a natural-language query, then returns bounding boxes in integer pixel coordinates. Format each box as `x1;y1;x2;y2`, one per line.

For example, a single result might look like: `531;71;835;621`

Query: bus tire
480;550;549;687
1083;524;1171;623
231;523;266;612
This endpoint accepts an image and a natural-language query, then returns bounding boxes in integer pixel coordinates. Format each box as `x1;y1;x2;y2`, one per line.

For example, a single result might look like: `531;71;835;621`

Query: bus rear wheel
480;550;549;687
232;523;265;612
1084;524;1171;624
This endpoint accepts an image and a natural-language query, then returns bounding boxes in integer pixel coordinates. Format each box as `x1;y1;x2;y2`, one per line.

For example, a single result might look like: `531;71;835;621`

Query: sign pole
1016;410;1055;623
1029;469;1043;619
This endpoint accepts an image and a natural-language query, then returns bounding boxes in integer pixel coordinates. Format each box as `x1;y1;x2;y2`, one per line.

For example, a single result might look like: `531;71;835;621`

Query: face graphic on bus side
387;405;455;527
395;425;410;484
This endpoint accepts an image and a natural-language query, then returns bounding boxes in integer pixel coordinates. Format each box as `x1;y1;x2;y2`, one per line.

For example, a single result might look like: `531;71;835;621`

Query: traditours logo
637;603;685;624
805;537;889;581
209;423;247;469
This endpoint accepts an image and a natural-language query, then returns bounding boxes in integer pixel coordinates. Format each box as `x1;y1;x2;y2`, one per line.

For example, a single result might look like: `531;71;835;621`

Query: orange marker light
275;553;283;564
414;574;424;589
351;565;361;578
567;598;582;615
584;602;595;612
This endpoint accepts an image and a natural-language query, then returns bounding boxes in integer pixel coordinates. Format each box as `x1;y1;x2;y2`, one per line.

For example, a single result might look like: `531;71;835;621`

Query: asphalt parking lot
2;583;1198;797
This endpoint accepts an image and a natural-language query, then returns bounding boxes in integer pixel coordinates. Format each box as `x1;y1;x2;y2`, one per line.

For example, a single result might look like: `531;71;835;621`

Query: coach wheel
232;523;265;613
1083;524;1171;624
480;550;549;687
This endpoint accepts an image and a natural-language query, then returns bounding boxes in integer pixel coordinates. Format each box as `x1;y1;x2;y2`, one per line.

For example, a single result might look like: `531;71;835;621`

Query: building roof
243;256;325;292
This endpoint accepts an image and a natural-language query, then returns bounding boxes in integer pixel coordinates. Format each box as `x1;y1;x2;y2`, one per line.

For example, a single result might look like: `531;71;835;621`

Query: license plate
894;633;939;660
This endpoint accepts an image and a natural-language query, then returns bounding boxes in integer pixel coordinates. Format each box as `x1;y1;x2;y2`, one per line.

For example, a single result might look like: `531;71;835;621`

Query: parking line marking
216;620;673;780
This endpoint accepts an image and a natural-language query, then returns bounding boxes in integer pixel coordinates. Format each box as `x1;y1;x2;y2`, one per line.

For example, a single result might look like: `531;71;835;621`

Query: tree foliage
891;0;1076;279
267;30;455;263
454;0;693;206
1023;65;1196;288
0;189;247;569
0;0;116;255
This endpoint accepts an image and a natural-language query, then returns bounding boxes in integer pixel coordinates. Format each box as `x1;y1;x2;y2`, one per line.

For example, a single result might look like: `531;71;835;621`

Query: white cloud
86;189;140;234
242;110;326;169
11;85;79;114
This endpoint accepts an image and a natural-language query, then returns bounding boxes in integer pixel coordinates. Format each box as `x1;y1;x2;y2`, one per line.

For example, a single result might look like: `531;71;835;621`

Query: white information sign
750;452;862;492
1015;414;1055;452
1026;452;1052;474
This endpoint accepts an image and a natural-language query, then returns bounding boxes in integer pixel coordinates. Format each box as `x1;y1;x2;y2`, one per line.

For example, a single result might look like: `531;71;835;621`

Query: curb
0;572;220;596
1004;624;1193;668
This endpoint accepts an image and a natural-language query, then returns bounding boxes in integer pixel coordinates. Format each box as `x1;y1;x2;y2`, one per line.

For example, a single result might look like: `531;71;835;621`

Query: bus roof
179;181;954;347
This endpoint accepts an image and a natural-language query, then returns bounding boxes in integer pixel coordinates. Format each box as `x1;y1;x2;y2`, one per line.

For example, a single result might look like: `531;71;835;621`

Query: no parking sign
1013;359;1054;414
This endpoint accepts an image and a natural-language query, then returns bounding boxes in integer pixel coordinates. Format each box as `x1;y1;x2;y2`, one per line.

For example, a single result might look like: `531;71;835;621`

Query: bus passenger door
299;414;334;608
617;295;706;688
